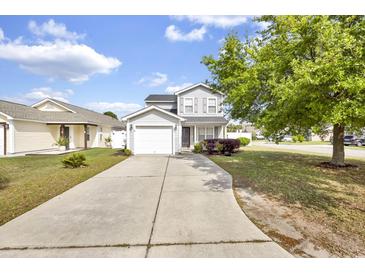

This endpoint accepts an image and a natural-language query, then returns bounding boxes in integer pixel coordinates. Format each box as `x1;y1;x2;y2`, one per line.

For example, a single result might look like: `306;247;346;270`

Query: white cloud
138;72;168;87
173;16;249;29
0;40;121;83
165;82;193;94
218;37;225;44
0;20;120;83
2;87;74;104
28;19;85;41
24;87;73;102
86;102;142;114
256;21;271;30
0;28;4;41
165;25;206;42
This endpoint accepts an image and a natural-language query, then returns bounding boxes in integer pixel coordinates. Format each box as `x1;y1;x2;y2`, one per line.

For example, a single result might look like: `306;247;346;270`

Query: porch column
8;120;15;154
1;123;6;155
84;124;88;150
194;125;197;144
60;124;65;138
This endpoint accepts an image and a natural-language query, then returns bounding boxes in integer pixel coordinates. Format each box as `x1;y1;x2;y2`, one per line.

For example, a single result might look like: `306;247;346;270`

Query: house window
206;127;214;139
184;98;193;113
197;127;215;141
198;127;205;141
207;98;217;114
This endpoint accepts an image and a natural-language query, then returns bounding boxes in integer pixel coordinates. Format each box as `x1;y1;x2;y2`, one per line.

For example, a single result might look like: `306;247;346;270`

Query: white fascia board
174;82;224;96
121;105;185;121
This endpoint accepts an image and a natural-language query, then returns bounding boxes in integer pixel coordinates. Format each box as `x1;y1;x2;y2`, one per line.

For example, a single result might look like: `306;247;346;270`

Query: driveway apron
0;154;291;257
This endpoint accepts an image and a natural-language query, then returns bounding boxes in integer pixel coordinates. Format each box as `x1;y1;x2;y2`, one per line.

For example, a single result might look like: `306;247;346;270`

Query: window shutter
194;98;198;113
203;98;207;113
217;96;222;113
180;98;184;114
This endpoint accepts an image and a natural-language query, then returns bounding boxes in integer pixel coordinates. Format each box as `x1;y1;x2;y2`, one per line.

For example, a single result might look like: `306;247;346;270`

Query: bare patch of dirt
317;162;358;169
233;185;365;257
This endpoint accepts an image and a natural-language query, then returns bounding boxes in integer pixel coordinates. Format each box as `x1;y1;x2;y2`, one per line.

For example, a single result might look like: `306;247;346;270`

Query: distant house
0;98;124;156
122;83;229;155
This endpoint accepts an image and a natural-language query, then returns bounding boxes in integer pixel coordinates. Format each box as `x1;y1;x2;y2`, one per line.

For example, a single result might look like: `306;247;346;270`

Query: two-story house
122;83;228;154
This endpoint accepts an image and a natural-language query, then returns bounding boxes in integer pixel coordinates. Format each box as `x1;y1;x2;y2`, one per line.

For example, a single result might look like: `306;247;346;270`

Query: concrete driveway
0;154;291;258
256;143;365;160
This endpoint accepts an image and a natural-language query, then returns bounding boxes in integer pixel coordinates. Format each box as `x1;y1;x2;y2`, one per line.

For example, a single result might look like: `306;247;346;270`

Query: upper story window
184;98;193;113
207;98;217;114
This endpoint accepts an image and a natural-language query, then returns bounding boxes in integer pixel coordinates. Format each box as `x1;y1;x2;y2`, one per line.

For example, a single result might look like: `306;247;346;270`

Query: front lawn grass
0;148;127;226
210;146;365;256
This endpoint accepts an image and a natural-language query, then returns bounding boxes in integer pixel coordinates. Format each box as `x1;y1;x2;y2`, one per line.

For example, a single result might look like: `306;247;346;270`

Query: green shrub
122;148;132;156
193;142;203;153
237;137;250;147
104;136;112;147
216;142;224;154
55;137;69;146
62;153;87;168
297;135;305;142
0;173;10;189
292;135;305;143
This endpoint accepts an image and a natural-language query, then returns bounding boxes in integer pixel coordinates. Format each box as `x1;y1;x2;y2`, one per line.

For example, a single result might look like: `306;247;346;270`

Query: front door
64;127;70;150
182;127;190;147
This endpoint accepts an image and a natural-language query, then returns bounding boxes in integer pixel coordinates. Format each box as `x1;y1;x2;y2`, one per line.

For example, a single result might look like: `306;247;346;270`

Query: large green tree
202;16;365;166
103;111;118;120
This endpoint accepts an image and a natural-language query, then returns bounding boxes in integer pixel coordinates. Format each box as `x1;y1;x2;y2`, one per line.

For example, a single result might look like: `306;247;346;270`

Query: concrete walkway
0;154;291;258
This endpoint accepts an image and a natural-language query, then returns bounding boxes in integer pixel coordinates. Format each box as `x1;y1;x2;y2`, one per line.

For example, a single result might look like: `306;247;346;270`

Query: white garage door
0;126;4;156
134;126;173;154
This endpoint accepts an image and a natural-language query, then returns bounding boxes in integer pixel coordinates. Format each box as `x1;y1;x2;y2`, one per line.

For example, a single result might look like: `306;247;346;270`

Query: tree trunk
330;124;345;166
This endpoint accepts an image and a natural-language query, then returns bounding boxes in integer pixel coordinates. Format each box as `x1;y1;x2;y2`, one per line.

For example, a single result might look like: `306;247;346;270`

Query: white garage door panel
134;126;172;154
0;127;4;156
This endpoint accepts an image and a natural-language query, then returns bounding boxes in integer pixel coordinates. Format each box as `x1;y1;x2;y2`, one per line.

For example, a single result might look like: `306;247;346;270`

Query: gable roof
47;99;123;127
31;98;76;113
0;99;123;127
145;94;177;102
121;105;185;121
174;82;224;96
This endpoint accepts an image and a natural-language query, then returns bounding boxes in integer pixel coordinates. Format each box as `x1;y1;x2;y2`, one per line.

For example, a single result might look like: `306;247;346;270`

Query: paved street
255;143;365;160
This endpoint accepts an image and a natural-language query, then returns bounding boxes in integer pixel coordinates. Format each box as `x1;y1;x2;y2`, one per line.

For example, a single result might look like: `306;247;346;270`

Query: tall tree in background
103;111;118;120
202;16;365;166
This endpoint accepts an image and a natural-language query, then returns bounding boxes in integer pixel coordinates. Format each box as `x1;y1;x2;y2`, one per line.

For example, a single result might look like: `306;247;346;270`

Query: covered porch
181;123;227;149
47;123;98;150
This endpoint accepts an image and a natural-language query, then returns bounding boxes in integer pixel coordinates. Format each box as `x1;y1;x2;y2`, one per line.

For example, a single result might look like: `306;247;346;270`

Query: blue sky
0;16;265;116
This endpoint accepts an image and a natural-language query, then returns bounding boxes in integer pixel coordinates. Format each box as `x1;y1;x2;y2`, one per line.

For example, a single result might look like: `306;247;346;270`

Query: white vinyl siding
178;85;223;116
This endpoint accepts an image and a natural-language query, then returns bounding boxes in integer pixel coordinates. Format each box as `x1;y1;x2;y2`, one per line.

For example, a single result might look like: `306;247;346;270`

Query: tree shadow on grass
212;150;365;212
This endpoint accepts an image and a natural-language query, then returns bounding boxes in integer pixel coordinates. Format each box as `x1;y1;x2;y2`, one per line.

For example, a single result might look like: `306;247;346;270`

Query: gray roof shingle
145;94;177;102
0;99;123;127
183;116;228;124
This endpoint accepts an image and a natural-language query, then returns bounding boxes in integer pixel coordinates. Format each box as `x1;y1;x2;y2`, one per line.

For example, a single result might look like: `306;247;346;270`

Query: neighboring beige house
122;83;228;155
0;98;124;156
